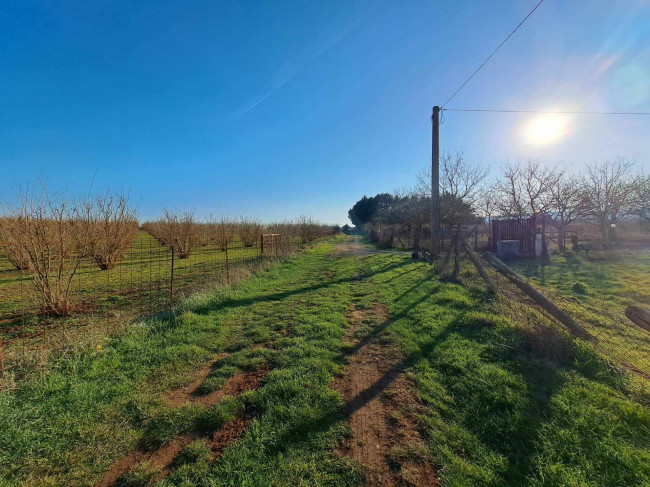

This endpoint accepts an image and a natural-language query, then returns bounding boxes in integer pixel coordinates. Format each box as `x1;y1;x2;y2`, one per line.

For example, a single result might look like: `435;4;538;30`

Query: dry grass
0;257;269;387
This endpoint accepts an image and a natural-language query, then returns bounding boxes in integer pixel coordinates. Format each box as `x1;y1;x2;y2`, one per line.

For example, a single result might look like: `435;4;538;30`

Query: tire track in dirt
163;353;228;406
334;299;437;486
96;364;267;487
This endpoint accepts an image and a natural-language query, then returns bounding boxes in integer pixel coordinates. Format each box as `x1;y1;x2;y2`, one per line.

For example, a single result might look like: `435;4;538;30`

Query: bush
209;215;235;251
0;218;31;270
571;282;589;295
143;211;198;259
88;192;139;270
1;187;94;315
238;217;261;247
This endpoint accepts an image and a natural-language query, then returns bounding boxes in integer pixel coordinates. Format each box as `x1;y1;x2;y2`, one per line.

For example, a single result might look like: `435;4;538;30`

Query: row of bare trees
1;187;339;316
484;158;649;249
142;214;336;259
364;151;649;253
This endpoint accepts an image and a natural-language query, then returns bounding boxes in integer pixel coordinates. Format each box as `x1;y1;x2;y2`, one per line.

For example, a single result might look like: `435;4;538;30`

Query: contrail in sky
233;19;363;120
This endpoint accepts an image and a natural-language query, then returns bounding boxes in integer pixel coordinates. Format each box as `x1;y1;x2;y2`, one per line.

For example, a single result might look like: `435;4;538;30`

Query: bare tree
477;183;498;225
634;173;650;222
418;150;488;207
238;217;261;247
548;173;588;251
88;191;139;270
1;186;94;315
209;215;235;251
494;160;559;262
144;211;198;258
582;159;638;242
495;160;559;217
418;150;487;239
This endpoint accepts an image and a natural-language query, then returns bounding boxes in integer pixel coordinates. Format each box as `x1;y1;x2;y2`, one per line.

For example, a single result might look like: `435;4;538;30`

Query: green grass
508;251;650;375
361;252;649;486
0;238;648;486
0;231;297;338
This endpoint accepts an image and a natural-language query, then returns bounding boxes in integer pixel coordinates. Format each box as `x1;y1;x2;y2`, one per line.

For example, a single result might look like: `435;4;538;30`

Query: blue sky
1;0;649;224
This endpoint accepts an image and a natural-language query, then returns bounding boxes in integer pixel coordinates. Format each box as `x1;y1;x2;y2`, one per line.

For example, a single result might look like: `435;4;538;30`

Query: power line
441;0;546;108
443;108;650;116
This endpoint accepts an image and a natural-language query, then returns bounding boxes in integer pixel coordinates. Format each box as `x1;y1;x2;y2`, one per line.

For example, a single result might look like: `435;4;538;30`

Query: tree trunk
558;223;566;253
413;225;420;259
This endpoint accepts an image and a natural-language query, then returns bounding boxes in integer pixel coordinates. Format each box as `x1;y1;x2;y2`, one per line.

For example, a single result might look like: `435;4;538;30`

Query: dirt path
335;236;411;258
96;365;267;487
334;295;437;486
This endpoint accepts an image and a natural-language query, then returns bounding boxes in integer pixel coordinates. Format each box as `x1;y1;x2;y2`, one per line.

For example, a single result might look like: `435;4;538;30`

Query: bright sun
524;113;568;144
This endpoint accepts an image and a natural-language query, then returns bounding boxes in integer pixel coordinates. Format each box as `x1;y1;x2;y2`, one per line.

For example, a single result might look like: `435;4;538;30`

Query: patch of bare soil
334;302;437;487
335;237;412;258
163;353;227;406
96;367;268;487
209;415;252;457
195;368;267;406
334;237;377;257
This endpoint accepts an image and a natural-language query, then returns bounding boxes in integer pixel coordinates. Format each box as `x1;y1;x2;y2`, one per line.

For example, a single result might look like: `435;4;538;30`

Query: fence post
457;231;497;295
0;335;4;378
260;233;264;259
170;247;175;305
225;245;230;283
452;232;460;278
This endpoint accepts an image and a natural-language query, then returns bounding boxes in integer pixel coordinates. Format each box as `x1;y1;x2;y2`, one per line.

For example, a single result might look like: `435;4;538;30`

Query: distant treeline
349;153;650;250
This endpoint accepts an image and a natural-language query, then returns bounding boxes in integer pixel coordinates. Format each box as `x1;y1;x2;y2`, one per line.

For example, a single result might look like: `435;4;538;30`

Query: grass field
509;250;650;376
0;237;648;486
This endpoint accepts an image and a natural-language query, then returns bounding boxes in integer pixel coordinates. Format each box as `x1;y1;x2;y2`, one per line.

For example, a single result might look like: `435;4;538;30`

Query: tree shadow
189;260;413;316
337;300;609;485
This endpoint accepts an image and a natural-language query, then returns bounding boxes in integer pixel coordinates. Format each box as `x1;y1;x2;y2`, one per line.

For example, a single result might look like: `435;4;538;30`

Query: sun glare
524;113;568;145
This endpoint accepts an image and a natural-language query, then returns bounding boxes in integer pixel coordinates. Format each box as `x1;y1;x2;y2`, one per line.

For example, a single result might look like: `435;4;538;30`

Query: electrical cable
442;108;650;116
441;0;546;108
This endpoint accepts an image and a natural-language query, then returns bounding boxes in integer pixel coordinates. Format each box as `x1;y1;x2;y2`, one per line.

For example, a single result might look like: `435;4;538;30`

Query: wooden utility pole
431;106;441;261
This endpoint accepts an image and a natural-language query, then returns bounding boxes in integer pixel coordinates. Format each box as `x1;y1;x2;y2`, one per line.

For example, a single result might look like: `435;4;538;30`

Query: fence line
439;229;650;380
0;231;308;376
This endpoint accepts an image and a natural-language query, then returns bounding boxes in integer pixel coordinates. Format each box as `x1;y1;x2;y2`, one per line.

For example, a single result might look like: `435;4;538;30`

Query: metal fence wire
446;237;650;381
0;231;306;375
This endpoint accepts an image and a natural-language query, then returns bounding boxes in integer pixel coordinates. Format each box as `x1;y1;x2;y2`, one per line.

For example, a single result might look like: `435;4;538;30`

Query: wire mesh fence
0;231;305;376
446;234;650;381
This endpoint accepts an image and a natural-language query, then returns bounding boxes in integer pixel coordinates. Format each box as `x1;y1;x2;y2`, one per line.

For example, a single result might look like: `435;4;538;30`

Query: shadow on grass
189;259;413;317
337;284;623;485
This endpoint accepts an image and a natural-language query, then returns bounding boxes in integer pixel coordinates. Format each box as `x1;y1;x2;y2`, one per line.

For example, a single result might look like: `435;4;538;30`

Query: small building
491;215;550;259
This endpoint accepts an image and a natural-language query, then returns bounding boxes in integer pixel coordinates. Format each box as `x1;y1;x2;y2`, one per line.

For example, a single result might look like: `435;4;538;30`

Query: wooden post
483;252;591;339
225;246;230;283
0;335;4;378
452;232;460;279
457;231;497;295
170;247;175;305
260;233;264;259
431;106;440;262
436;245;453;274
